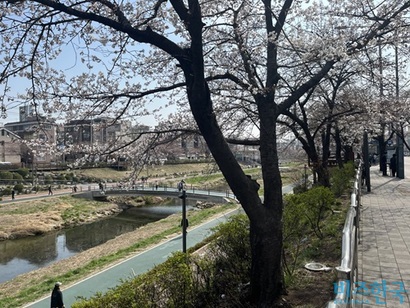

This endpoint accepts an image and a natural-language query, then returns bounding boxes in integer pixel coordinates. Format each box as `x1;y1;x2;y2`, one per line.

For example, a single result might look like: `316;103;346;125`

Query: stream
0;201;193;284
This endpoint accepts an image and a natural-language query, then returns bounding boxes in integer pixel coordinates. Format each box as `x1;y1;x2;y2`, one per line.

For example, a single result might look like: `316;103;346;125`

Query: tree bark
249;211;284;306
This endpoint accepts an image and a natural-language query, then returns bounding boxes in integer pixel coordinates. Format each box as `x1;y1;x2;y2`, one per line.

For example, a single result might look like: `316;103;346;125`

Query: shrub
283;193;310;277
0;171;14;185
15;168;30;178
283;186;335;280
57;174;66;184
44;175;53;184
13;183;24;194
300;186;335;239
12;173;23;182
330;162;355;197
197;214;251;306
1;186;12;196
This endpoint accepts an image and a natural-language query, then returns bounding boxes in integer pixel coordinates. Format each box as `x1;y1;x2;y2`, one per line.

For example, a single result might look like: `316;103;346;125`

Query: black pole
363;131;371;192
397;135;405;179
179;190;187;253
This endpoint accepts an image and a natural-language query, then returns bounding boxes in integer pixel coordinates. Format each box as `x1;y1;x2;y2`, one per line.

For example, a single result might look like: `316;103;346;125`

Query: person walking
390;153;397;177
177;180;185;192
11;189;15;200
48;185;53;195
50;282;65;308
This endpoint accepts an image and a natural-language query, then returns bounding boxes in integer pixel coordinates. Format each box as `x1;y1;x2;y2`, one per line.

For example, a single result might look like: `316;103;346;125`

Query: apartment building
0;127;21;166
4;106;59;168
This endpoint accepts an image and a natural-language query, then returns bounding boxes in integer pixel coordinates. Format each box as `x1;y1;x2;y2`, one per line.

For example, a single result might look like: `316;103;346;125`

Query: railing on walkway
327;161;363;308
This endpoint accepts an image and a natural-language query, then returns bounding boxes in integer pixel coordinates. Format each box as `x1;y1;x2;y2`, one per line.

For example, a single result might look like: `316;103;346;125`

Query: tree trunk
249;212;283;306
304;147;330;187
335;128;344;168
316;163;330;187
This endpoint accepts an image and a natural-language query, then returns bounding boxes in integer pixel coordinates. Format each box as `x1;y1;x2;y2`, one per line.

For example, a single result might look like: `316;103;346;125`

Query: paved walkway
358;157;410;307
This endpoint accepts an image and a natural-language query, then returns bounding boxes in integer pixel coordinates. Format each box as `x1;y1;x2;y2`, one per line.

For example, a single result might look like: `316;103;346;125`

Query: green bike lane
24;184;294;308
24;208;241;308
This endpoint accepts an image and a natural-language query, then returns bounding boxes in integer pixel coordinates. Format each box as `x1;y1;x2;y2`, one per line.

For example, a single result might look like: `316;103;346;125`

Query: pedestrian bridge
73;185;236;204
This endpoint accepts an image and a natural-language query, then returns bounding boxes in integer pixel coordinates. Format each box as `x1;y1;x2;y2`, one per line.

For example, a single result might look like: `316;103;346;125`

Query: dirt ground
284;268;337;307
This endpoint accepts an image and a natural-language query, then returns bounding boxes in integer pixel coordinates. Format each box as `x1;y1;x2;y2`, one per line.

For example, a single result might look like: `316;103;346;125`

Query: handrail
327;161;362;307
85;182;238;201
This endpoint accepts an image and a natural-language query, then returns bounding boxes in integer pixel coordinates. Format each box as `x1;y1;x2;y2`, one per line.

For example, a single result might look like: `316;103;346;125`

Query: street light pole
363;130;371;192
179;189;188;253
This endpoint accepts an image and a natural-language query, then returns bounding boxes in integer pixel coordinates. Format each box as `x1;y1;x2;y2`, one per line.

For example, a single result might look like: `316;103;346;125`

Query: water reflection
0;203;191;284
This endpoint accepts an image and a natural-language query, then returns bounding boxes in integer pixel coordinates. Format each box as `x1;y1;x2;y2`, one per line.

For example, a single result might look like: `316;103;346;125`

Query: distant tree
278;63;365;186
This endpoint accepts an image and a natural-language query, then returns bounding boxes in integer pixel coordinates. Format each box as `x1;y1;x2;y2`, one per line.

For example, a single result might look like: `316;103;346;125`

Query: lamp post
363;130;371;192
179;189;188;253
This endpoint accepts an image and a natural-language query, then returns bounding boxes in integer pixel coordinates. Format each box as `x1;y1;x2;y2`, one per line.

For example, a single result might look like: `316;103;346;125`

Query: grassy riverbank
0;195;124;240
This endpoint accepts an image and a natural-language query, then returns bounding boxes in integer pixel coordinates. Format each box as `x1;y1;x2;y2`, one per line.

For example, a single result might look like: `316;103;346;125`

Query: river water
0;201;192;284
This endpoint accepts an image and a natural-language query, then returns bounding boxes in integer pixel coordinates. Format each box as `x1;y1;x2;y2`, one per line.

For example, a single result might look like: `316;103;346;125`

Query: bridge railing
86;182;237;200
327;161;363;308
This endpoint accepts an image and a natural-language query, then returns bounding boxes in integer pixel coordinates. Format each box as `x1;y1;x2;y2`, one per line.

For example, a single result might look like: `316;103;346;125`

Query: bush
283;186;336;282
15;168;30;178
12;173;23;182
197;214;251;306
1;187;12;196
283;193;310;277
295;186;335;239
330;162;355;197
44;175;53;184
13;183;24;194
0;171;14;185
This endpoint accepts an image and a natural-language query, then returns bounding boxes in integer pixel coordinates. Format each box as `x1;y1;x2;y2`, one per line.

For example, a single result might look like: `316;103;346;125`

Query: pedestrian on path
48;185;53;195
390;153;397;177
11;189;15;200
177;180;185;192
50;282;65;308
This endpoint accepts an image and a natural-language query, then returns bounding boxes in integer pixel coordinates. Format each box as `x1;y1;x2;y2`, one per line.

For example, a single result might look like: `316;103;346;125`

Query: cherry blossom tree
277;60;375;186
1;0;410;306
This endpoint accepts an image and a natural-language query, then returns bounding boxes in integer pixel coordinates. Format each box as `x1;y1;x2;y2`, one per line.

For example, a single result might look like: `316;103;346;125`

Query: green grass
0;195;112;218
185;173;224;185
0;200;57;215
